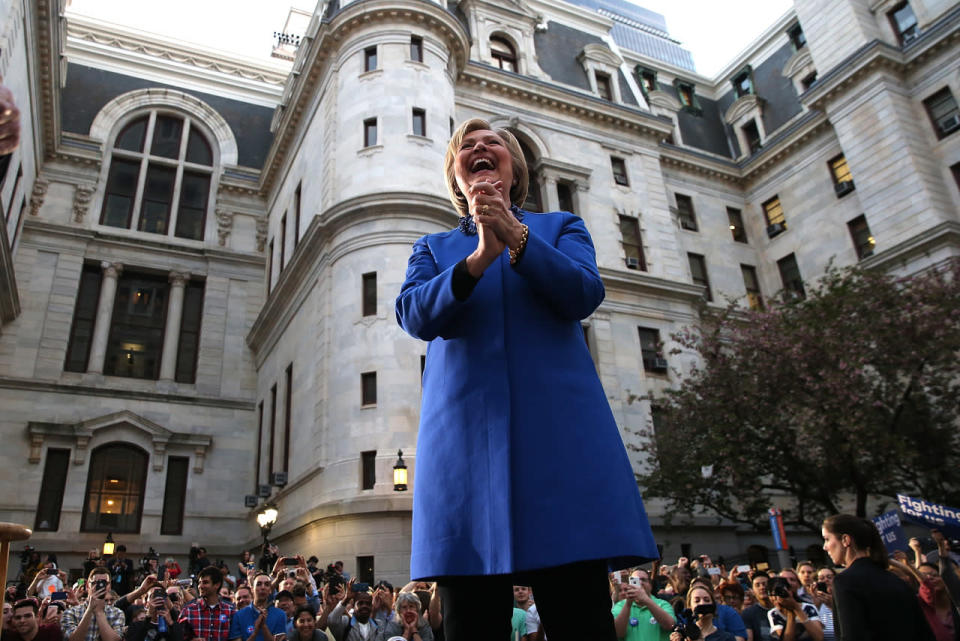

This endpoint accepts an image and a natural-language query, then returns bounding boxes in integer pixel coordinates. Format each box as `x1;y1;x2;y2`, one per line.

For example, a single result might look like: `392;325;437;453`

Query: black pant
437;560;616;641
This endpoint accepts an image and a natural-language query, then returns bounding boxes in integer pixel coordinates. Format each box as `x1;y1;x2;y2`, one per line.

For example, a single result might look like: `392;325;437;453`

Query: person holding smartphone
612;569;675;641
8;598;64;641
127;589;183;641
60;568;124;641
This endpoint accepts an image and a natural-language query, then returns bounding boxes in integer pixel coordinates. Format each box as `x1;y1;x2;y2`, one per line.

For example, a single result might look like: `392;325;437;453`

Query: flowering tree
637;258;960;532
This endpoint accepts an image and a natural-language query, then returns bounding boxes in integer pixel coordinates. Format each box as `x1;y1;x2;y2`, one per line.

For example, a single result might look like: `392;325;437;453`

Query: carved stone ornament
256;216;268;252
73;184;96;223
29;178;49;216
215;207;234;246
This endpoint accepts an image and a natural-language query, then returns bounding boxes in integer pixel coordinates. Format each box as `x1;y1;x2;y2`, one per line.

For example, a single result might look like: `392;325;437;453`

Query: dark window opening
174;279;203;384
742;119;762;155
81;443;148;533
763;196;786;237
741;264;763;310
363;118;378;148
727;207;748;243
267;239;274;293
923;87;960;139
732;68;754;98
279;214;287;271
490;36;517;72
829;154;856;197
638;327;666;373
364;46;377;72
777;253;805;299
361;371;377;406
675;193;698;231
362;272;377;317
596;72;613;100
255;401;264;491
361;451;376;490
103;271;169;380
293;183;302;248
788;24;807;51
269;384;277;479
412;108;426;137
35;449;71;532
65;263;103;373
611;157;629;186
357;556;375;584
557;181;575;214
160;456;189;535
637;67;657;95
801;72;818;91
618;215;646;271
688;253;712;301
410;36;423;62
888;2;919;45
848;215;875;260
283;363;293;474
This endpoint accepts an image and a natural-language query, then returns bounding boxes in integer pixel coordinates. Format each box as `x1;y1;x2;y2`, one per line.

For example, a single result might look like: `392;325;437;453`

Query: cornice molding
724;93;763;125
599;266;706;303
860;220;960;272
578;42;623;67
459;62;674;140
262;0;470;196
64;13;289;87
35;0;66;161
247;191;455;353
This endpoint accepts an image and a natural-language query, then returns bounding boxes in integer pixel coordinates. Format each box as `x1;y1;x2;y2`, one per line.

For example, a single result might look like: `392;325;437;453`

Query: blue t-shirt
228;605;287;641
715;603;747;640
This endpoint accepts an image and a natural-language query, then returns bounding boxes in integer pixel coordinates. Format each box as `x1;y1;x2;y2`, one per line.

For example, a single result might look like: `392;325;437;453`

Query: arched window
490;36;518;73
100;111;215;240
81;443;148;533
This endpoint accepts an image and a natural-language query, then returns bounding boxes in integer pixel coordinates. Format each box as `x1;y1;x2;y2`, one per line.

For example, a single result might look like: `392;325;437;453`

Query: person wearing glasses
612;569;675;641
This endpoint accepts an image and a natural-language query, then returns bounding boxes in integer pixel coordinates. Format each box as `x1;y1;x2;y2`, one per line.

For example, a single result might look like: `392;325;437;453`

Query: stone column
87;262;123;374
159;271;190;381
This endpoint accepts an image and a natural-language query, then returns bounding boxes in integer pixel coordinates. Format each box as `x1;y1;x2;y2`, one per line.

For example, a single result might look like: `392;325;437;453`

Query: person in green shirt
612;570;675;641
510;607;528;640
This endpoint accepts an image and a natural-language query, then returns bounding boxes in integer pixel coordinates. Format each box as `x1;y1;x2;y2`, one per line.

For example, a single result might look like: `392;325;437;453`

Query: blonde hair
443;118;529;217
686;584;714;612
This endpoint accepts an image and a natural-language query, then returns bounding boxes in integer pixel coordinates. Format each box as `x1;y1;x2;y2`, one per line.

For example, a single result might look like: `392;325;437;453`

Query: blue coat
395;210;658;579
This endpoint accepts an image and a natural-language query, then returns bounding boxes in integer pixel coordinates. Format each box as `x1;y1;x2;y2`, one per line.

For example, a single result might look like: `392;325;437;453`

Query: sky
68;0;794;77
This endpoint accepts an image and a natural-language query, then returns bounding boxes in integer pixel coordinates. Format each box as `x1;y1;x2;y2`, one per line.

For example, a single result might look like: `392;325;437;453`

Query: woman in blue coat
395;118;658;641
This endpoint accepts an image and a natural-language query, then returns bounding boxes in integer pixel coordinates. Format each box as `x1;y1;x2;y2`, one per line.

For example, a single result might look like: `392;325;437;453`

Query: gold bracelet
509;224;529;265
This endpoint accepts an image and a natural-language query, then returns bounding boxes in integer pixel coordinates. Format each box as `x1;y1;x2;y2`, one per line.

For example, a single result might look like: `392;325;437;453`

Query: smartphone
176;579;192;588
352;582;370;592
756;562;769;571
707;567;722;576
94;579;108;593
51;591;68;601
737;564;751;574
47;568;59;576
815;581;828;592
283;557;299;566
152;588;165;601
612;571;621;584
628;576;641;587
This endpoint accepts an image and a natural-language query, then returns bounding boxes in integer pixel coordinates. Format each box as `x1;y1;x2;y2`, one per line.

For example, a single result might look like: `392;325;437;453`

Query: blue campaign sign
872;510;908;554
897;494;960;538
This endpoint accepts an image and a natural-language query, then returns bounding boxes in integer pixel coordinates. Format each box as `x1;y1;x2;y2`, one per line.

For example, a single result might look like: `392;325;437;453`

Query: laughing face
453;129;514;205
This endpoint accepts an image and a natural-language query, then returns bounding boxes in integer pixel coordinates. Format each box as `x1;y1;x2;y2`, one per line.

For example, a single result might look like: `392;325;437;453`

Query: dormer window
742;119;762;154
787;24;806;51
490;36;518;72
636;66;657;96
596;72;613;100
673;80;701;115
732;67;754;99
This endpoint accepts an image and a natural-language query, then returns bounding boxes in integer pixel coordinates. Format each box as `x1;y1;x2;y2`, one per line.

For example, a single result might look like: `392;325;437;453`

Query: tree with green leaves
637;258;960;533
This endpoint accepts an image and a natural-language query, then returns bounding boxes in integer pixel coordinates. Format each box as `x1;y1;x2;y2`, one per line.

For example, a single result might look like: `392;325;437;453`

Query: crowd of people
2;520;958;641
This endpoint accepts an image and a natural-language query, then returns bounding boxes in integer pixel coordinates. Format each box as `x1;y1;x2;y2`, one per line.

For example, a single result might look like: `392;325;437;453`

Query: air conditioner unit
938;113;960;135
834;180;856;197
270;471;288;487
766;222;786;237
257;484;272;497
244;495;259;508
625;256;641;269
652;357;669;371
901;28;919;44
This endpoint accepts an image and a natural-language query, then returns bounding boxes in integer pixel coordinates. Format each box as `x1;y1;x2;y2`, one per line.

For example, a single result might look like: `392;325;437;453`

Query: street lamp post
256;505;278;547
102;533;115;557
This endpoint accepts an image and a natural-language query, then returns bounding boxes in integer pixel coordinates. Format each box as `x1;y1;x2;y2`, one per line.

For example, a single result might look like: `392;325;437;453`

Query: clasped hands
465;180;525;278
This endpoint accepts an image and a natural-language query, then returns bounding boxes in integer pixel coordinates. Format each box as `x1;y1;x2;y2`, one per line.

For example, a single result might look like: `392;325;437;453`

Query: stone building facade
1;0;958;584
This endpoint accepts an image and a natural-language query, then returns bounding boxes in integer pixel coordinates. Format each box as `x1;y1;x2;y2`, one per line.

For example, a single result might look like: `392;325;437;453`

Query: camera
282;557;299;566
94;579;109;593
815;581;828;593
671;609;701;640
768;577;792;599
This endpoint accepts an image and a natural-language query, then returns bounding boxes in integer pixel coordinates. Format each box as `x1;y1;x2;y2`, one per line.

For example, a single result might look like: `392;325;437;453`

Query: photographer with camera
612;569;674;641
61;568;125;641
127;587;184;641
669;584;735;641
764;575;821;641
27;561;65;599
106;546;134;597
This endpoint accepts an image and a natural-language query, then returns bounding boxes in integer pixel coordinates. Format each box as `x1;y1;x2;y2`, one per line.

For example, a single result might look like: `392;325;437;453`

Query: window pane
596;73;613;100
160;456;189;535
728;207;747;243
104;272;168;380
101;159;140;228
175;280;204;383
185;128;212;166
65;264;103;373
175;172;210;240
364;119;377;147
364;47;377;72
676;194;698;231
777;253;805;298
139;165;176;234
848;215;875;260
557;182;574;214
35;449;71;531
151;115;183;159
410;36;423;62
361;451;376;490
361;371;376;405
763;196;785;225
413;109;426;137
688;253;712;301
116;117;148;152
362;272;377;317
81;444;147;533
830;155;852;183
638;327;664;372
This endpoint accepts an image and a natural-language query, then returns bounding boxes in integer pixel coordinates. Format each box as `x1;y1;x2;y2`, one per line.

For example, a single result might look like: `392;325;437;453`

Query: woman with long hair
822;514;935;640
